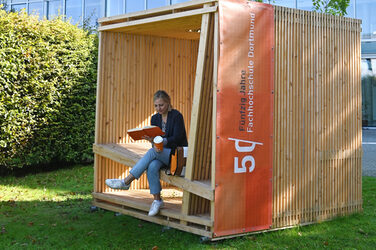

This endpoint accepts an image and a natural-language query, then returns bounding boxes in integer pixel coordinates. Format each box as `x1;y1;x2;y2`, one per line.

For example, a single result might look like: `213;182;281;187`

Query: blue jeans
129;147;171;195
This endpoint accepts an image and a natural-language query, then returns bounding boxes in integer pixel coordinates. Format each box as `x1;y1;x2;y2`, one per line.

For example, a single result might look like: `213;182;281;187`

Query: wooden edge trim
186;11;211;181
210;222;316;241
93;200;213;237
210;10;219;227
93;192;213;227
98;0;217;24
93;144;138;167
98;6;217;32
94;33;102;144
160;174;214;201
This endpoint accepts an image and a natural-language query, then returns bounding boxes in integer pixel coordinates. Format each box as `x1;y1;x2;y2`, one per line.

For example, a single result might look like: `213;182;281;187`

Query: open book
127;125;165;141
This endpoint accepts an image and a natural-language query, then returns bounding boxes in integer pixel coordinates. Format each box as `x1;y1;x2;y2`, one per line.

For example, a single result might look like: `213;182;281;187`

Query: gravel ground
363;128;376;177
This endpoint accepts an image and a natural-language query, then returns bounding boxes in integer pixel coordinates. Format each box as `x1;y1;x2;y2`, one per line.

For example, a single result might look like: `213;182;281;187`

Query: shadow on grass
0;198;202;249
0;164;94;194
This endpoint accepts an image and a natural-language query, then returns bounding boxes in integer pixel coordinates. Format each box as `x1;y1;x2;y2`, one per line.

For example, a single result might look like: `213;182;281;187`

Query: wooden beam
210;9;219;227
98;0;217;24
98;6;217;32
93;32;104;193
93;192;213;227
182;7;211;218
93;143;140;167
93;200;213;238
160;176;214;201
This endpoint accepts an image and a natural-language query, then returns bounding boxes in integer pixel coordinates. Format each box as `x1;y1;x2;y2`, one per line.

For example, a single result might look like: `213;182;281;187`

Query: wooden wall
95;32;199;192
273;7;362;228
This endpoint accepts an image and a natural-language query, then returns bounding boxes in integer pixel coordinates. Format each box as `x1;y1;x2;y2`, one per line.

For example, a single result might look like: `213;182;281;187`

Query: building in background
0;0;190;27
1;0;375;126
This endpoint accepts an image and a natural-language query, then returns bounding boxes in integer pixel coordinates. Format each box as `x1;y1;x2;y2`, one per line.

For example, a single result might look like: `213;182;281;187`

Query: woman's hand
142;135;153;143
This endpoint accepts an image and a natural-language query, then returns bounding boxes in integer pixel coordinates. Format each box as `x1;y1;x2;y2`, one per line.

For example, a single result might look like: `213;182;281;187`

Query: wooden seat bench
93;143;213;201
92;143;213;235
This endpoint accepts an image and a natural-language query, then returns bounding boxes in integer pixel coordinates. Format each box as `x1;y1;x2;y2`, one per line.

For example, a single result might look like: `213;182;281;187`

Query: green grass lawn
0;165;375;249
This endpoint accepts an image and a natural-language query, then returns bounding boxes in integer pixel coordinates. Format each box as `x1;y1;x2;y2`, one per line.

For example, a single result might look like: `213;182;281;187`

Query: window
171;0;189;4
126;0;144;13
28;2;43;18
147;0;166;9
66;0;82;25
0;0;11;11
357;0;376;39
48;0;63;19
85;0;104;27
11;3;26;12
107;0;124;16
362;58;376;126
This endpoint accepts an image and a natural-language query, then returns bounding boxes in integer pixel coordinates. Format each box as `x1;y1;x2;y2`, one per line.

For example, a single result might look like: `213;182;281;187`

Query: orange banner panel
214;0;274;237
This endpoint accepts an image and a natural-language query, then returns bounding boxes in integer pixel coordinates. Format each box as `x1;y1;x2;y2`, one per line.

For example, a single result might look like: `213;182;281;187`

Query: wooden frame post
182;4;212;221
210;9;219;229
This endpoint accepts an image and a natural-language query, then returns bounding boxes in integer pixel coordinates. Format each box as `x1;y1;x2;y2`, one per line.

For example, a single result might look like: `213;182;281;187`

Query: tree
312;0;350;16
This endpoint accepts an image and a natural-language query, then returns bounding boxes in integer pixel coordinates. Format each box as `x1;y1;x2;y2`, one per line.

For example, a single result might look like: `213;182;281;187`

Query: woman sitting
105;90;188;216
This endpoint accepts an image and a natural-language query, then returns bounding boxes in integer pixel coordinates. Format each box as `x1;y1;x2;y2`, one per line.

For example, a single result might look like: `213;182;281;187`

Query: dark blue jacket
151;109;188;150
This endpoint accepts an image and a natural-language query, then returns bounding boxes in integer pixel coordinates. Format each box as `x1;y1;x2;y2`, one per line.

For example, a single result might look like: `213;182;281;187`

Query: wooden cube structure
93;0;363;240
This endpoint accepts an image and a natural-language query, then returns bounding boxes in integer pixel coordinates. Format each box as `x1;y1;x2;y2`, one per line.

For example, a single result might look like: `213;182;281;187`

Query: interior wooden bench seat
93;143;214;201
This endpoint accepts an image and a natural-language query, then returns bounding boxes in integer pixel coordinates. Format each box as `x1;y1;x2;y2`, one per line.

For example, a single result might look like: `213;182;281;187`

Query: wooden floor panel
93;188;213;228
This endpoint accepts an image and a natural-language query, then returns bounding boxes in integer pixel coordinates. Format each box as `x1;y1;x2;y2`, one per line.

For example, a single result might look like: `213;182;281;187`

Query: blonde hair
153;90;172;111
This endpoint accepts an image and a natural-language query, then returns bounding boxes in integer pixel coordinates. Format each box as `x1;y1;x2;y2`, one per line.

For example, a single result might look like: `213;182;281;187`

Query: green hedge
0;9;97;170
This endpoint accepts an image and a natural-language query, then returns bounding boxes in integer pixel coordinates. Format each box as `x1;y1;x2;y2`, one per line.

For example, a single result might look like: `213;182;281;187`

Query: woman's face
154;98;169;115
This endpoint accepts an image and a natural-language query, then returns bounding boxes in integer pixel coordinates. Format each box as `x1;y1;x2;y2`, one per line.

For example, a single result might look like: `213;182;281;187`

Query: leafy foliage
0;9;97;169
312;0;350;16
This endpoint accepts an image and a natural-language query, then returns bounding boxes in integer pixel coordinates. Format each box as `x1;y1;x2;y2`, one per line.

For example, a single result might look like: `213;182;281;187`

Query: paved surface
363;128;376;177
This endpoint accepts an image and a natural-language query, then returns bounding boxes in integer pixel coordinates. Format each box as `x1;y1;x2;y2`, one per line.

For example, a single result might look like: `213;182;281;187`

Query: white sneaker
148;199;164;216
105;179;130;190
